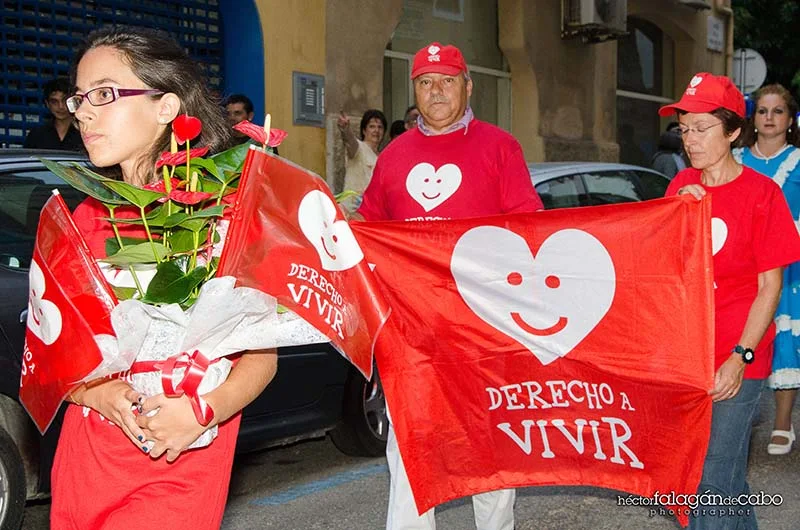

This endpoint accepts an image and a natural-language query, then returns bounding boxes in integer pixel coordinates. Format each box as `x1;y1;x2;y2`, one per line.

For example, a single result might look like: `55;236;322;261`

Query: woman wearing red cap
660;73;800;529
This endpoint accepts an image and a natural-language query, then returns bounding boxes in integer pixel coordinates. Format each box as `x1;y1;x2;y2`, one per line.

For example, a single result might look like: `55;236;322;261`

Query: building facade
3;0;733;189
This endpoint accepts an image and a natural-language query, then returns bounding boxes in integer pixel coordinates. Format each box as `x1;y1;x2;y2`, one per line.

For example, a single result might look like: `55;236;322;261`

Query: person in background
404;104;420;130
661;73;800;530
24;78;84;151
224;93;255;144
337;108;386;207
651;121;687;179
389;119;406;141
355;42;543;530
732;83;800;456
53;26;278;530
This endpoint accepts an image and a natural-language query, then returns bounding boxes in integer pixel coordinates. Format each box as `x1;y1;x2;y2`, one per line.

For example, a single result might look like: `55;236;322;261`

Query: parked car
528;162;670;209
0;149;385;530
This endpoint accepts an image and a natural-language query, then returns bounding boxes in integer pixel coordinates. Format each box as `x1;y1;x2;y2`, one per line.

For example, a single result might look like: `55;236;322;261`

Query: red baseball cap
658;72;745;118
411;42;467;79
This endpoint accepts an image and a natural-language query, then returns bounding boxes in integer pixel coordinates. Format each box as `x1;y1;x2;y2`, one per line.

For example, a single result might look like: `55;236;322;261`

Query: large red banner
219;149;391;378
20;192;117;432
351;196;714;525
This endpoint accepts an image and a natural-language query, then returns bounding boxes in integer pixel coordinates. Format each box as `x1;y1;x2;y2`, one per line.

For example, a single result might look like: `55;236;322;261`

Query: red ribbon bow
129;350;216;426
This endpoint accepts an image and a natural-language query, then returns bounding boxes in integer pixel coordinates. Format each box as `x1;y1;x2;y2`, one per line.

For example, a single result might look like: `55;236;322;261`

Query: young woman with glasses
50;26;278;530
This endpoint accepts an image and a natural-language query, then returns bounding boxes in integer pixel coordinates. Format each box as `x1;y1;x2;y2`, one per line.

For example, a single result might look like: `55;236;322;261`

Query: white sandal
767;425;795;455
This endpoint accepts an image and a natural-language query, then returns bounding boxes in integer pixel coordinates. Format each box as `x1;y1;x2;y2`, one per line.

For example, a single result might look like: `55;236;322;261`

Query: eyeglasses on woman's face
677;122;723;138
66;86;164;113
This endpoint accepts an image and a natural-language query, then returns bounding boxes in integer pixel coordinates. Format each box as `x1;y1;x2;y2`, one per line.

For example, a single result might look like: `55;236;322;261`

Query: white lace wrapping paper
84;276;328;448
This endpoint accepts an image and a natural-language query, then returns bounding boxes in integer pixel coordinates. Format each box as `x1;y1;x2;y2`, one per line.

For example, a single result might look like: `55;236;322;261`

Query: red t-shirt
666;166;800;379
357;119;543;221
50;198;241;530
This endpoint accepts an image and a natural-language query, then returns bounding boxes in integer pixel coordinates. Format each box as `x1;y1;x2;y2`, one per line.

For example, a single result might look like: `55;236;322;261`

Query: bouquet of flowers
33;115;327;446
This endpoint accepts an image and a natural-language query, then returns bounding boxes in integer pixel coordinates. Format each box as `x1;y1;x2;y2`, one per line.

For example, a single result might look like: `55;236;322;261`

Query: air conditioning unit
562;0;628;43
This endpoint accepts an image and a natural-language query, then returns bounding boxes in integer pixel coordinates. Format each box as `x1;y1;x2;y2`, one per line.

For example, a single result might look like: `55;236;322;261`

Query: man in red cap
355;42;542;530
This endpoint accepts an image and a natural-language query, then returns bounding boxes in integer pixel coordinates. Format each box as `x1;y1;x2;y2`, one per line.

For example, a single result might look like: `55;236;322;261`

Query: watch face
743;349;755;363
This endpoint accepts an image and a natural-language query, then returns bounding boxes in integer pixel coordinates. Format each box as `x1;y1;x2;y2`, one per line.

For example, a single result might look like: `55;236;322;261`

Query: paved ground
23;389;799;529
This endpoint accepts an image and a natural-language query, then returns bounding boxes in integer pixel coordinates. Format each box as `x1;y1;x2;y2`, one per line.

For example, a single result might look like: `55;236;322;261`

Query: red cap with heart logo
411;42;468;79
658;72;745;118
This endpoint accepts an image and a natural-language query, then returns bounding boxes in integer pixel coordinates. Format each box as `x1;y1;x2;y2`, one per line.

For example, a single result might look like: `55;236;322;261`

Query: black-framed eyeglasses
66;87;164;113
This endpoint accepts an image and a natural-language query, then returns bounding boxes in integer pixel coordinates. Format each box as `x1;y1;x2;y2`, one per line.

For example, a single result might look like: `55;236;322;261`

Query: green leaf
168;229;198;253
164;212;190;229
164;205;226;230
111;286;139;300
211;142;249;178
142;262;208;304
102;242;169;265
335;190;360;204
105;236;149;257
189;158;221;181
98;179;165;208
39;159;127;205
102;203;174;228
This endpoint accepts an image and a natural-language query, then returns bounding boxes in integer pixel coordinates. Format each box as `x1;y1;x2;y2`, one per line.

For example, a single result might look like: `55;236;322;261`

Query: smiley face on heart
406;163;462;212
27;260;63;345
451;227;615;365
298;190;364;271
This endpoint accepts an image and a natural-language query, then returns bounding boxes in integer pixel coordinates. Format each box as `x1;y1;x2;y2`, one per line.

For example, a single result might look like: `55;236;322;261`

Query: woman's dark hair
710;108;745;137
679;108;744;139
389;119;406;139
737;84;800;148
359;109;387;140
70;26;233;181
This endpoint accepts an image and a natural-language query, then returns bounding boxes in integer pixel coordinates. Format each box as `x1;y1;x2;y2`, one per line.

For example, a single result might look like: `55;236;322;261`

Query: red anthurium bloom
172;114;203;145
143;178;182;193
168;190;214;205
232;120;288;148
155;146;210;168
220;191;238;205
267;128;288;148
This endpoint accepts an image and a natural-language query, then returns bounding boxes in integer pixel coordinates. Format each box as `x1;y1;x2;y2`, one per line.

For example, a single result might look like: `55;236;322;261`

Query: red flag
20;192;117;433
218;149;390;378
351;196;714;527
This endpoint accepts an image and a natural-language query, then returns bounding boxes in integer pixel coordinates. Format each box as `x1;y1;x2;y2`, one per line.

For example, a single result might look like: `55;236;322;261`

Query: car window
635;170;670;199
0;169;85;270
581;171;642;205
535;175;584;209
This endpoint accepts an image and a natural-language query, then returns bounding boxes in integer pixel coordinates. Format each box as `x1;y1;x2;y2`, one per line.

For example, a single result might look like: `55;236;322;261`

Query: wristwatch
732;345;755;364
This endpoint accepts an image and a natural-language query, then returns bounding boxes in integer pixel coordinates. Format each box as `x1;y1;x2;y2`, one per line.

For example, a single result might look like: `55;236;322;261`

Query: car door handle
19;309;28;324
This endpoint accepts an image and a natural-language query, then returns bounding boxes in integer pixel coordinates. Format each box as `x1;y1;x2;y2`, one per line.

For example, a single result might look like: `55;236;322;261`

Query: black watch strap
732;345;755;364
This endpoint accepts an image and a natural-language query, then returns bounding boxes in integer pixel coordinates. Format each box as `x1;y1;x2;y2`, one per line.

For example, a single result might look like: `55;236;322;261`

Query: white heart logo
428;45;440;56
27;260;63;345
406;163;462;212
298;190;364;271
451;227;615;365
711;217;727;255
690;75;703;88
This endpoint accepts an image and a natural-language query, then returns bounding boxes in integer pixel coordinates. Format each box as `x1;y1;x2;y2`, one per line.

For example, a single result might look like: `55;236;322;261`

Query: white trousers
385;422;515;530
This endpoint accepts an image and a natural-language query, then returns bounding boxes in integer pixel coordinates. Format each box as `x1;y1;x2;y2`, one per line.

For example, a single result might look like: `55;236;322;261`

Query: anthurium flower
144;178;182;193
156;146;210;168
172;114;202;145
233;120;288;147
168;190;215;205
